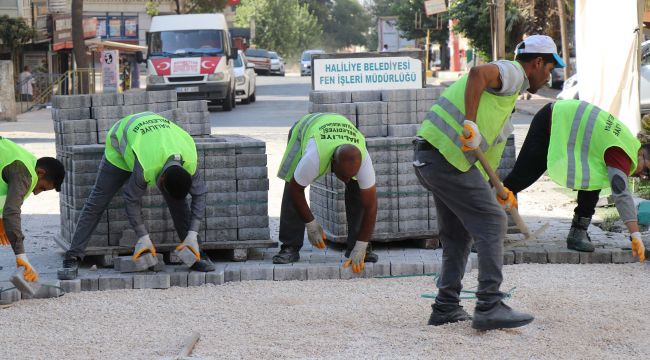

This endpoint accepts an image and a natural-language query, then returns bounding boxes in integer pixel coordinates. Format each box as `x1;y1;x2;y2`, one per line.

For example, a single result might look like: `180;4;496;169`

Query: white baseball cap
514;34;565;68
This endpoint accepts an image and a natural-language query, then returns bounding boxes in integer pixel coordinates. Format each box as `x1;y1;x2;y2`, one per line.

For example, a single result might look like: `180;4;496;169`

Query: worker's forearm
3;213;25;255
626;220;640;234
289;179;314;223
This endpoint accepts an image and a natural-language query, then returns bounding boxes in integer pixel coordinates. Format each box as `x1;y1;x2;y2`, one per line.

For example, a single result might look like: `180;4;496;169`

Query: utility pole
496;0;505;59
556;0;572;79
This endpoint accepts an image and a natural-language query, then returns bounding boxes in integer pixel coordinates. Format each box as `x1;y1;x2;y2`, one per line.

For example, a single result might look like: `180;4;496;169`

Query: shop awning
85;38;147;54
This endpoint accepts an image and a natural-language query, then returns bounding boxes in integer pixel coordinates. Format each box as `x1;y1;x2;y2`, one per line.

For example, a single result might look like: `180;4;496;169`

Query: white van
146;13;237;111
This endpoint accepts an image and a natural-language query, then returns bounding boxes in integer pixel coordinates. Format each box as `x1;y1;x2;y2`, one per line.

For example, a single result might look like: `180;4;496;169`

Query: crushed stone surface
1;264;649;359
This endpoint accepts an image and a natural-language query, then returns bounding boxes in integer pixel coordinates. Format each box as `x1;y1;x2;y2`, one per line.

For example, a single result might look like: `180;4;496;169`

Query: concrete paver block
0;285;20;305
188;271;206;286
60;279;81;293
52;94;91;109
80;277;99;291
580;248;613;264
175;247;198;267
522;249;548;264
240;265;274;281
307;264;341;280
206;269;225;285
274;265;308;281
98;276;133;291
351;90;382;102
133;273;170;289
547;250;580;264
503;251;515;265
115;253;161;273
169;271;189;287
611;249;636;263
372;262;391;277
341;263;374;279
224;265;241;282
310;91;352;104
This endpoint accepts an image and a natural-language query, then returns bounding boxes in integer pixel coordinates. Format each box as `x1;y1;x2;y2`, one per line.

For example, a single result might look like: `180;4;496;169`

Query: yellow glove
342;241;368;273
460;120;482;152
631;232;646;263
496;187;518;211
0;218;10;246
16;254;39;282
132;234;157;262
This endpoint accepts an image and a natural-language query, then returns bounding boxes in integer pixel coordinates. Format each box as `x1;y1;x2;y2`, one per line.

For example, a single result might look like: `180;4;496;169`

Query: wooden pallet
324;230;439;249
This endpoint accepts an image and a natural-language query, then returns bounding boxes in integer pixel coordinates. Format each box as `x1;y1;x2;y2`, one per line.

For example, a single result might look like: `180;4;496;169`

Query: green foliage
185;0;229;13
365;0;398;51
392;0;449;45
0;15;35;52
323;0;371;49
449;0;529;61
146;0;161;16
237;0;322;61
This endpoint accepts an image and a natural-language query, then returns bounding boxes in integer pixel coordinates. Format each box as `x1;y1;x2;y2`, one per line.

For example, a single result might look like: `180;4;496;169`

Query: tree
72;0;89;93
0;15;35;60
449;0;529;61
237;0;321;61
183;0;229;13
323;0;371;49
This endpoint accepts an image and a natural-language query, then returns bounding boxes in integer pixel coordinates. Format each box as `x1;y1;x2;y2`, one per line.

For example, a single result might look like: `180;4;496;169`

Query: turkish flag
228;0;240;5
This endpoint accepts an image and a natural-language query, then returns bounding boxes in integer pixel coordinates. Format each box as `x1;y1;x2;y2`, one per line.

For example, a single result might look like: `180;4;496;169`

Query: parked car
233;50;256;104
244;48;271;74
558;40;650;114
269;51;285;76
300;49;325;76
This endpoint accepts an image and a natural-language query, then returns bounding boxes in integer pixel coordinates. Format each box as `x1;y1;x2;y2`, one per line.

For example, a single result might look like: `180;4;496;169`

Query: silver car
300;49;325;76
269;51;285;76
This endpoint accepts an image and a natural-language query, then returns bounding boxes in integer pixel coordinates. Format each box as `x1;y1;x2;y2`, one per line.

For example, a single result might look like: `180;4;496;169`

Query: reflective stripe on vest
424;97;490;164
548;100;640;190
277;113;327;180
109;112;156;156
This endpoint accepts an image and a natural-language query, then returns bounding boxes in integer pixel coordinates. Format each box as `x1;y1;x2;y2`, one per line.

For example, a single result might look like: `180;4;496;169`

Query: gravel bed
1;264;649;359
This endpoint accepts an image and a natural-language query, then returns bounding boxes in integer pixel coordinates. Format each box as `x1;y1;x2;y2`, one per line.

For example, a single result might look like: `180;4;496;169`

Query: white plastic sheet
575;0;642;134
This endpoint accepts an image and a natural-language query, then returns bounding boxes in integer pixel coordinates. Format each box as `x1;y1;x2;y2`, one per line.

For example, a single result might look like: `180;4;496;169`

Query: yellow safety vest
0;137;37;217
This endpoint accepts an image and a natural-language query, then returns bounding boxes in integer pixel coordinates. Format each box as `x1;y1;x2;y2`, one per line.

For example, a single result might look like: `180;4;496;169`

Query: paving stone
341;263;374;279
80;277;99;291
512;249;525;264
372;262;391;277
423;260;441;274
91;93;124;106
175;247;198;267
309;91;352;104
133;273;170;289
307;264;341;280
224;265;241;282
274;265;308;281
522;248;548;264
60;279;81;293
240;265;274;281
611;248;636;263
580;248;613;264
351;90;382;102
0;285;20;305
206;269;225;285
52;94;91;109
114;254;162;272
547;250;580;264
188;271;206;286
169;271;188;287
98;276;133;291
503;251;515;265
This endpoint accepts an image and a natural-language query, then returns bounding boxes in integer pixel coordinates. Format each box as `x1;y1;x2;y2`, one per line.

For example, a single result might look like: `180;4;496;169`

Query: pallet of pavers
308;88;517;247
53;92;275;260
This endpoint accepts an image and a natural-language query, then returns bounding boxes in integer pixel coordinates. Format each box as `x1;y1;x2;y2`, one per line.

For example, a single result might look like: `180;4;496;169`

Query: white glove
460;120;482;151
305;220;326;249
175;230;200;261
631;232;646;263
132;234;157;262
342;241;368;273
16;253;39;282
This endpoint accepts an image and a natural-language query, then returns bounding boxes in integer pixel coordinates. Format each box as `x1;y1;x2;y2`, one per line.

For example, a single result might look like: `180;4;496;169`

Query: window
149;30;225;56
108;17;121;38
124;17;138;38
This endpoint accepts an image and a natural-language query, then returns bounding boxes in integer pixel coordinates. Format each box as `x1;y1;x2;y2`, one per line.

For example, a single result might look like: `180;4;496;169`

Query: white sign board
424;0;447;16
101;50;119;93
313;56;422;91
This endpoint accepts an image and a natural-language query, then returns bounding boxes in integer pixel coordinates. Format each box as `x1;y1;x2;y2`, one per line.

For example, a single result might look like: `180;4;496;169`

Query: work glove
132;234;157;262
342;240;368;273
16;253;38;282
460;120;482;152
631;232;646;263
496;187;518;211
0;218;10;246
305;220;326;249
175;230;201;262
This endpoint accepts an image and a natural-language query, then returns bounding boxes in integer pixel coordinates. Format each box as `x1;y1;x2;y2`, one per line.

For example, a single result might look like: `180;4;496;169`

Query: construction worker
0;137;65;283
273;112;378;272
57;112;213;280
413;35;564;330
503;100;647;261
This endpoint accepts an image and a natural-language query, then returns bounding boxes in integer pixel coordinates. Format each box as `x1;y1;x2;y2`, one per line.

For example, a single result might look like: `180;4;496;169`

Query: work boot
272;247;300;264
57;254;79;280
472;301;534;331
189;250;215;272
428;304;472;326
566;215;595;252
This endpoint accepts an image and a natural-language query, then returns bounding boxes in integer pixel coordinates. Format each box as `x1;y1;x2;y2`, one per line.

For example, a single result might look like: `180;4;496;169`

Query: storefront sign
101;50;119;93
313;55;423;91
52;14;98;51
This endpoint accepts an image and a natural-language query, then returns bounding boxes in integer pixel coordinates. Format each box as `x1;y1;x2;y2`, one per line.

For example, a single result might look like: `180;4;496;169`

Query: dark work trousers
278;179;363;255
502;103;600;218
66;156;192;259
414;142;506;309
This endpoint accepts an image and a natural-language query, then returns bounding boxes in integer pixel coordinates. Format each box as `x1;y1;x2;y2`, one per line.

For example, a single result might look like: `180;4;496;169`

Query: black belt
413;137;434;151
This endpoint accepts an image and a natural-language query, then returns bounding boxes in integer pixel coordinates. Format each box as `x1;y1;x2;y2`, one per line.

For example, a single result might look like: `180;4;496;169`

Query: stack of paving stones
308;88;517;244
53;92;271;256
